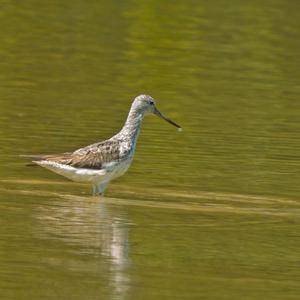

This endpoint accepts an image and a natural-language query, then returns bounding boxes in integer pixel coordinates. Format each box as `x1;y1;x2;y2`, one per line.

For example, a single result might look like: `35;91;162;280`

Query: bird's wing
30;140;123;170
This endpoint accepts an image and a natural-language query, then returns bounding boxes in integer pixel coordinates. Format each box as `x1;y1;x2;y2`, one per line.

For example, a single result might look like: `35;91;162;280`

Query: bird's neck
119;108;145;146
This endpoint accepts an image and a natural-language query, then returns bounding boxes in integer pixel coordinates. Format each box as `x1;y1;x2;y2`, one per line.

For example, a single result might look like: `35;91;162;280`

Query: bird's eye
149;100;154;105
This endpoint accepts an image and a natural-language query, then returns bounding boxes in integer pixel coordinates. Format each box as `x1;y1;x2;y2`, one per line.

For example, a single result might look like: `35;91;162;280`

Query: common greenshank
27;95;181;196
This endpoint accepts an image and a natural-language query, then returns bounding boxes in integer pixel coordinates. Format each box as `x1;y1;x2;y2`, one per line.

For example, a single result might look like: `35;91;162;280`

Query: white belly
108;157;132;180
35;156;133;184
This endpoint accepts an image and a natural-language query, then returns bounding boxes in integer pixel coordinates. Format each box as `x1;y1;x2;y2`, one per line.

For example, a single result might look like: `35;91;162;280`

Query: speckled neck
118;106;145;146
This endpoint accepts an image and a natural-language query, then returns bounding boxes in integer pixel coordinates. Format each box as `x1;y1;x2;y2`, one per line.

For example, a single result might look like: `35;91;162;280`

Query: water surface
0;1;300;299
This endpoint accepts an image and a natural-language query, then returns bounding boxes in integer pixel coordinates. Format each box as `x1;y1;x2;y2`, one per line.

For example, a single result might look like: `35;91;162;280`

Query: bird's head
132;94;181;129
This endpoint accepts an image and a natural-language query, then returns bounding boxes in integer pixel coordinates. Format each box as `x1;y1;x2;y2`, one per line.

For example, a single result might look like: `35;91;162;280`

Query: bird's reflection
35;194;130;300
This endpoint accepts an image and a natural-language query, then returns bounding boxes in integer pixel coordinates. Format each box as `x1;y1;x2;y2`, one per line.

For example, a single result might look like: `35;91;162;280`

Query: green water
1;1;300;299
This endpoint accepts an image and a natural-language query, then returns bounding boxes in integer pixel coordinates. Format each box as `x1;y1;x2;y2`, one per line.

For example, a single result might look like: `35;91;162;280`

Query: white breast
104;156;133;180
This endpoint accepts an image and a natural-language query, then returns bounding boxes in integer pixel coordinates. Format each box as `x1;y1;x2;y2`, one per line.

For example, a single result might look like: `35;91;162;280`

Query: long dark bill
154;107;181;129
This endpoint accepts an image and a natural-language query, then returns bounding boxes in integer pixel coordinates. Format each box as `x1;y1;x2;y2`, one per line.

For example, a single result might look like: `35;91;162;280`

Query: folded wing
29;140;123;170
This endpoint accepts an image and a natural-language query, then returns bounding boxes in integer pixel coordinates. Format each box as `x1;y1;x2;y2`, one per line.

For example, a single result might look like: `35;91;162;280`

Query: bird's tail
19;154;44;166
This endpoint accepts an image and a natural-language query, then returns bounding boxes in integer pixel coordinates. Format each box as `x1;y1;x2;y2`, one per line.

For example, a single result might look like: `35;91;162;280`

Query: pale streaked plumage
26;95;181;196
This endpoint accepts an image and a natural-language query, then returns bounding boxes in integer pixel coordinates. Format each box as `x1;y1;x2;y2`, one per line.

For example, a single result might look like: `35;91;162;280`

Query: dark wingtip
25;162;38;167
20;154;43;166
19;154;44;160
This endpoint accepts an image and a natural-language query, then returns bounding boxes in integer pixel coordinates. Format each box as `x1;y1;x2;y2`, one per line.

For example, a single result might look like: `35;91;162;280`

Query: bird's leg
92;185;97;196
95;181;108;197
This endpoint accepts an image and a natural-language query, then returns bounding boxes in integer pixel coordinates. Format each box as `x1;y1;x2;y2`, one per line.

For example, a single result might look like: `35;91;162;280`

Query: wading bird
26;95;181;196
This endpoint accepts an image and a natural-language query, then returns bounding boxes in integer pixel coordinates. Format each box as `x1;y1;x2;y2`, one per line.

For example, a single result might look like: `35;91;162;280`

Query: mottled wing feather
34;140;124;170
32;153;74;166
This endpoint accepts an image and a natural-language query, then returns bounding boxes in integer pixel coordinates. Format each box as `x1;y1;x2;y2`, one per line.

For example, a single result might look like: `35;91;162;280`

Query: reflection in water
1;183;300;300
35;196;130;300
